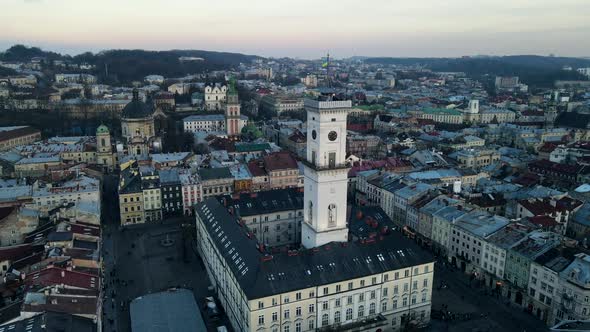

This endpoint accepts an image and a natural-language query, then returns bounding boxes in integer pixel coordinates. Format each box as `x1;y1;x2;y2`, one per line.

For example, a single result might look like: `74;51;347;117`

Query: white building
195;97;435;332
554;253;590;325
183;114;248;134
179;170;202;215
32;175;100;214
144;75;165;85
204;84;227;111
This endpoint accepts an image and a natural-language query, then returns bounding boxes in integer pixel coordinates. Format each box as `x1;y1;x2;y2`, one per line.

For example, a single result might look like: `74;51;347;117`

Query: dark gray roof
130;289;206;332
196;198;434;300
198;167;233;181
47;231;73;242
0;312;97;332
122;89;154;119
220;188;303;217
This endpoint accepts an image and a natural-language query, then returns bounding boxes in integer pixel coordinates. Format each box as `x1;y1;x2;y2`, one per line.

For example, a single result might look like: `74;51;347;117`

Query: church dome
96;124;110;135
122;89;154;119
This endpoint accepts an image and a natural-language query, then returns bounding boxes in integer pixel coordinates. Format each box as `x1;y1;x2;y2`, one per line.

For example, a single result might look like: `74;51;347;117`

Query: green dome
96;125;110;134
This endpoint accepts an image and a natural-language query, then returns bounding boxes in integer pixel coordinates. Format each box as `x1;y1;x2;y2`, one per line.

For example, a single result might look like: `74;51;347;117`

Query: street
100;174;225;332
430;259;549;332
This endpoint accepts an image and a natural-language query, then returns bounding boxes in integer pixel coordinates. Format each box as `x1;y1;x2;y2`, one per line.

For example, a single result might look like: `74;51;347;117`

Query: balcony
300;159;350;172
317;314;388;332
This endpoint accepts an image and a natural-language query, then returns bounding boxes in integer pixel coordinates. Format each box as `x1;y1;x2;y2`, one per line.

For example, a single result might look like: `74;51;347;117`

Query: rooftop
221;188;303;217
510;230;561;259
130;289;206;332
195;198;433;300
454;210;509;238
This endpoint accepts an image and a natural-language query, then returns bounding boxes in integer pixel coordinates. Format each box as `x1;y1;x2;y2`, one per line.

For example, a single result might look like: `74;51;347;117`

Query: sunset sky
1;0;589;58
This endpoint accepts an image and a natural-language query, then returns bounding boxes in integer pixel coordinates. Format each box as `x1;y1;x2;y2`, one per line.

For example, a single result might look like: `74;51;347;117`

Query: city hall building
195;98;435;332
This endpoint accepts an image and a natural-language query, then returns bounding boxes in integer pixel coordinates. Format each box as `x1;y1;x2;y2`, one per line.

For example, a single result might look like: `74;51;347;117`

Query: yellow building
119;168;144;225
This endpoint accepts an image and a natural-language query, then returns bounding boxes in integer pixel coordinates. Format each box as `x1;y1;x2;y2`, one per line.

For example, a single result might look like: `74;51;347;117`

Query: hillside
364;55;590;88
0;45;261;84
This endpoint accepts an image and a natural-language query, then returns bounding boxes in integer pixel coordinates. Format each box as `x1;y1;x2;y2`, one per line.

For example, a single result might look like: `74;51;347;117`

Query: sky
1;0;589;59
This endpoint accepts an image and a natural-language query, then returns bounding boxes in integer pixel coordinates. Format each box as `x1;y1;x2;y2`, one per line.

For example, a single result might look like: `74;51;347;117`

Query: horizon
2;0;589;59
1;43;589;61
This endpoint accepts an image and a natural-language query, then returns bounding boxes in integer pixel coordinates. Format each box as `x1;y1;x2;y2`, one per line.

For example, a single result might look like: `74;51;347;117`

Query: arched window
101;138;106;147
328;204;336;227
334;311;341;323
321;313;329;327
358;305;364;318
369;302;376;315
346;308;353;320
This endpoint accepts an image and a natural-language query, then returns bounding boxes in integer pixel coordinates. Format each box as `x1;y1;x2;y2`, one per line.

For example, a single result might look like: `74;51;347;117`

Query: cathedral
120;89;162;157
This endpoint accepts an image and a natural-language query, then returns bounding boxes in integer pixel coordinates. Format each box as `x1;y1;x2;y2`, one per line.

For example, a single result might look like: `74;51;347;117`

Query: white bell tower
301;99;351;248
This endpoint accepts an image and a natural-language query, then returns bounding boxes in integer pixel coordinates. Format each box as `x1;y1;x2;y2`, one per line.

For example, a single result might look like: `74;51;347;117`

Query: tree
241;124;263;141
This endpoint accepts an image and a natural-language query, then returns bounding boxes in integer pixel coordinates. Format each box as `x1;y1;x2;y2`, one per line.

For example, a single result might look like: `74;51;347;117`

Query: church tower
96;124;113;170
225;78;241;136
301;98;351;248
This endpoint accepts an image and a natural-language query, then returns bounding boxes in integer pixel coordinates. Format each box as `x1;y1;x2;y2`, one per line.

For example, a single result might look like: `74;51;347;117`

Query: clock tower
301;98;351;248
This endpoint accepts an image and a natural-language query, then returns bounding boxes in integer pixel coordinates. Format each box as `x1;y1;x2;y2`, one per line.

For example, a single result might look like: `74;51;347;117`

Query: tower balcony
304;99;352;111
300;159;350;172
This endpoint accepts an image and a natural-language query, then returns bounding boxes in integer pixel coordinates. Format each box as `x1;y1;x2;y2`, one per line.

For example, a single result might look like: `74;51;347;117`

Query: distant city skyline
1;0;589;59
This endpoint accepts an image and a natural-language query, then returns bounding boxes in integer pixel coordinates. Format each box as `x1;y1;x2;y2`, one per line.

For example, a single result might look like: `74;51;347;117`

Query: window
322;302;328;310
322;314;329;326
283;326;290;332
370;290;376;299
421;293;427;303
323;287;328;295
359;293;365;302
383;288;388;297
348;282;353;290
346;308;353;320
309;291;315;298
296;292;301;300
347;296;353;305
423;279;428;288
393;300;398;309
381;301;387;312
394;286;399;295
335;299;341;307
258;315;265;325
308;320;315;330
358;305;365;318
360;280;365;287
405;270;409;277
394;272;399;280
296;307;301;316
413;281;418;290
403;297;408;307
369;302;376;315
411;295;417;305
258;301;264;309
334;311;341;323
336;285;341;292
404;283;409;292
309;304;315;313
372;277;377;285
272;312;278;322
295;322;301;332
284;310;290;319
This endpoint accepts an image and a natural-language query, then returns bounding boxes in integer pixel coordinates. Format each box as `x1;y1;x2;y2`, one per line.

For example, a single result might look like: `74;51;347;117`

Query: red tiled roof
263;152;298;171
25;267;99;290
0;243;36;262
247;160;267;177
529;215;558;228
538;142;558;153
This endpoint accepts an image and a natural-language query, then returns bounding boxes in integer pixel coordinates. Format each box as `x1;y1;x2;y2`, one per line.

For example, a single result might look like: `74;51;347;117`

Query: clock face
311;130;317;140
328;131;338;141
